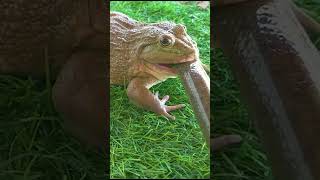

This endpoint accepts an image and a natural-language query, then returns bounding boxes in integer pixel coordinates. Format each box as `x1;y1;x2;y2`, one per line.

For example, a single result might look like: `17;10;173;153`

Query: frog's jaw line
155;64;176;72
144;61;178;75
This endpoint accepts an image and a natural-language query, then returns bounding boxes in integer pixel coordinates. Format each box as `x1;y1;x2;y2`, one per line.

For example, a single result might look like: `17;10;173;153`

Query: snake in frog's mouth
157;63;175;68
154;62;190;74
152;63;176;74
146;57;196;74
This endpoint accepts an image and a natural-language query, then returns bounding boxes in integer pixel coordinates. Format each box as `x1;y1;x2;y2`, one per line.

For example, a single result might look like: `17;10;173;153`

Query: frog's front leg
127;76;185;120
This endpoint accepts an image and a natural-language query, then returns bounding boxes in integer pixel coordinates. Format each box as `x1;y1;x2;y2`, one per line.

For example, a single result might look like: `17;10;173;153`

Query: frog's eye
160;38;171;46
159;35;174;47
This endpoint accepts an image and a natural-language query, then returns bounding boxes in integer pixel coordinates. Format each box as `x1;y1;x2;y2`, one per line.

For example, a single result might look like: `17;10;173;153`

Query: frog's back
111;12;140;29
110;12;141;85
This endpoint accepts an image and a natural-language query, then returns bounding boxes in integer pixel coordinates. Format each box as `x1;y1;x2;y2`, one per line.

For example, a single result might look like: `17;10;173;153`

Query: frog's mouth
157;63;175;68
152;60;198;74
146;60;196;75
154;63;180;74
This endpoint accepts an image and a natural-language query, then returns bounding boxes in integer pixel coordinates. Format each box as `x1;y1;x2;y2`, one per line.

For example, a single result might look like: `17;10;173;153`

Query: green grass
212;0;320;180
110;1;210;179
0;75;107;179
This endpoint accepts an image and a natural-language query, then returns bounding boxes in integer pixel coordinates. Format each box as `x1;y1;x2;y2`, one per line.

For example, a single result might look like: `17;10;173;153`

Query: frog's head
134;22;199;75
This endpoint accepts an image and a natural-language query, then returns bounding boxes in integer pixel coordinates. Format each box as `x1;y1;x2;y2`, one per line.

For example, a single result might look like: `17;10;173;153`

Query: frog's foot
155;91;185;120
211;134;242;152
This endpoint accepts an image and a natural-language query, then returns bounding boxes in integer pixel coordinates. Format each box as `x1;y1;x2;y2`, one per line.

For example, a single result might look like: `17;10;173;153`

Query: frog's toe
153;92;185;120
166;104;186;112
160;95;170;103
161;111;176;120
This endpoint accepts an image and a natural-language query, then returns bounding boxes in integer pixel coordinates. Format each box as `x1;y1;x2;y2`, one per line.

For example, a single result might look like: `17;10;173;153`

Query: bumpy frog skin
111;12;201;120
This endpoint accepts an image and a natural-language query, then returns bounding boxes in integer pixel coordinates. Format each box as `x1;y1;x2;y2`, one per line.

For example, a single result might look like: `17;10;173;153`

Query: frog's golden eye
160;38;171;46
159;35;173;47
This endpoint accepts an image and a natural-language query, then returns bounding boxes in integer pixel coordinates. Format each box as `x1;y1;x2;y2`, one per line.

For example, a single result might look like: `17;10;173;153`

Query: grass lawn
110;1;210;179
0;75;107;179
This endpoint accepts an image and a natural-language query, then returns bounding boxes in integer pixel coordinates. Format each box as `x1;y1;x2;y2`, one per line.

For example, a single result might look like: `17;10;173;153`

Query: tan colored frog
110;12;243;151
110;11;205;120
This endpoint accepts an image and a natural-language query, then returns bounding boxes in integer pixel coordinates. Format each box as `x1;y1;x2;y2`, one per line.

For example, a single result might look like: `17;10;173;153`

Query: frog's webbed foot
211;134;242;152
154;91;185;120
127;77;186;120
